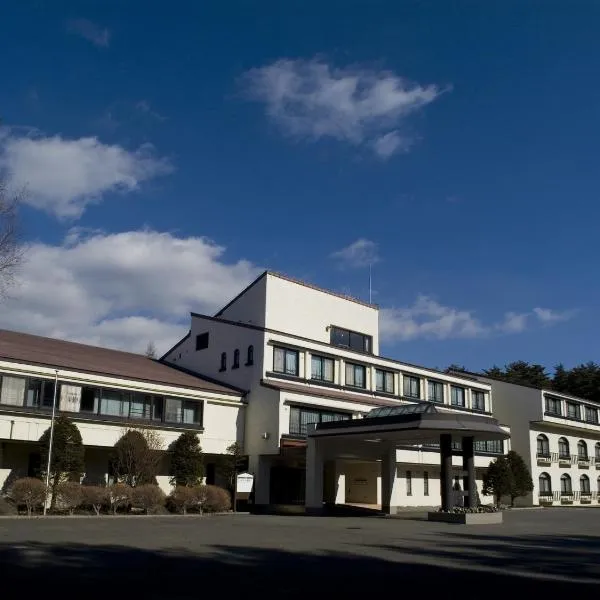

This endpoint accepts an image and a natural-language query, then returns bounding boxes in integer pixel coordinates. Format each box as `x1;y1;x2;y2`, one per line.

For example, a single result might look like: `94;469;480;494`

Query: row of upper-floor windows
0;373;202;426
539;472;597;494
536;434;600;460
219;345;254;371
545;396;599;424
270;346;488;411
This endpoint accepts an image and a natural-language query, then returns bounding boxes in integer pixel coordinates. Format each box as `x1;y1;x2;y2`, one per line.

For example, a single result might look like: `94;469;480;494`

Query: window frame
375;369;394;394
585;406;598;424
580;474;591;494
330;326;372;354
558;437;570;459
311;355;335;383
288;405;351;436
233;349;240;369
427;380;444;403
423;471;429;496
246;345;254;366
560;473;572;494
403;375;420;399
219;352;227;372
450;386;466;408
566;401;581;420
577;440;588;460
472;390;486;411
536;434;550;457
538;472;552;494
273;347;300;376
195;332;209;351
545;396;562;416
345;362;367;389
406;470;412;496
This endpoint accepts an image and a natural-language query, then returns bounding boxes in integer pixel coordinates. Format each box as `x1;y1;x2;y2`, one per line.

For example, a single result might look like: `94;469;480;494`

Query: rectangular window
567;402;581;420
311;355;334;382
26;378;42;408
545;397;561;415
196;332;209;351
100;389;130;417
273;347;299;376
80;387;99;413
153;396;164;421
41;380;56;408
403;376;420;399
165;398;182;423
289;406;350;436
330;326;372;354
130;393;153;420
0;375;26;406
375;369;394;393
472;390;486;411
423;471;429;496
182;400;201;425
406;470;412;496
345;363;366;388
451;386;465;407
585;406;598;424
427;381;444;403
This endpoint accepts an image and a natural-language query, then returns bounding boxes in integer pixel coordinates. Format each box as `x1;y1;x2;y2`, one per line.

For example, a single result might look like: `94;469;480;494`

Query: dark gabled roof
0;329;242;396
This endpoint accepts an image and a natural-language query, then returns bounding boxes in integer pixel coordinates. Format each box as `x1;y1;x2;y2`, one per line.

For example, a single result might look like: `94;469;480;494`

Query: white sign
236;472;254;493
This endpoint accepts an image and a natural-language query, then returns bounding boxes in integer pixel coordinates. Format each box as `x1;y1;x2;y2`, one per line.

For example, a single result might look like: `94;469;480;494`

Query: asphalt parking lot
0;508;598;598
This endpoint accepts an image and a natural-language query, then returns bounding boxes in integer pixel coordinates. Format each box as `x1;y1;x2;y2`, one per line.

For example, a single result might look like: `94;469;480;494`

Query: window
129;393;152;420
233;349;240;369
403;375;420;399
537;434;550;457
196;332;209;351
375;369;394;394
423;471;429;496
289;406;350;436
220;352;227;372
558;437;570;459
100;389;130;417
539;472;552;495
472;390;486;411
580;474;590;494
273;347;299;376
567;402;581;420
451;386;465;407
585;406;598;424
311;355;334;382
182;400;201;425
545;396;562;416
0;375;26;406
246;345;254;366
80;387;98;413
330;326;372;353
474;440;504;454
345;363;366;389
406;471;412;496
596;443;600;462
560;474;572;494
578;440;588;460
427;381;444;403
153;396;164;421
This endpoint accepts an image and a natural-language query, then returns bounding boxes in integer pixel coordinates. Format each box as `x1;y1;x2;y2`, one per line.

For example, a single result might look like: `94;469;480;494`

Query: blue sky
0;1;598;372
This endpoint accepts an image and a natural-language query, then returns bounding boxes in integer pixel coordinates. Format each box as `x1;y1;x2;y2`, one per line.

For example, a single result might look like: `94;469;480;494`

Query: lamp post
43;370;59;516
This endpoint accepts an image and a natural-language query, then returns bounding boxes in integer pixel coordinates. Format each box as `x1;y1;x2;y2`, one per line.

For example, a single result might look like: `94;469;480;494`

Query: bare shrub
81;486;109;516
108;483;131;515
169;485;208;515
131;484;165;515
56;482;83;515
10;478;46;516
204;485;231;513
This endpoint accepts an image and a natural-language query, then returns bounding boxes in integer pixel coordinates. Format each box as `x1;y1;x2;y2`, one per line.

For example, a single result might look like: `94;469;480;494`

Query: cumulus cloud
0;230;262;353
243;58;443;157
66;18;111;47
380;297;575;342
331;239;380;268
533;307;576;324
0;130;172;218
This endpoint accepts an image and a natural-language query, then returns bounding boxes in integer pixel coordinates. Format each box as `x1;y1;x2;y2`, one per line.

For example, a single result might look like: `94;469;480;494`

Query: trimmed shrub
131;484;166;515
81;486;109;516
0;496;18;516
56;482;83;515
10;478;46;516
108;483;132;515
169;485;208;515
204;485;231;513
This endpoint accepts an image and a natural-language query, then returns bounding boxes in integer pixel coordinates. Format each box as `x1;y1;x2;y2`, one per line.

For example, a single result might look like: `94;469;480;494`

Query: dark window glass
585;406;598;423
246;345;254;366
536;434;549;457
196;332;209;351
545;397;561;415
539;473;552;494
580;475;590;493
26;379;42;408
558;437;570;458
273;347;299;376
311;356;334;382
406;471;412;496
472;391;486;411
289;406;350;436
578;440;588;459
183;400;202;425
100;389;129;417
165;398;182;423
451;386;465;407
375;369;394;393
233;349;240;369
345;363;366;388
153;396;164;421
567;402;581;420
130;393;152;420
41;380;56;408
220;352;227;371
330;327;371;353
560;474;572;494
403;376;420;398
427;381;444;403
331;327;350;348
596;443;600;461
80;387;98;413
423;471;429;496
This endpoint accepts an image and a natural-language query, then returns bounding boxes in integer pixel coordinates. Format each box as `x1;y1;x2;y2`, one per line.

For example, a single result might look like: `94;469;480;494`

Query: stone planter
428;511;503;525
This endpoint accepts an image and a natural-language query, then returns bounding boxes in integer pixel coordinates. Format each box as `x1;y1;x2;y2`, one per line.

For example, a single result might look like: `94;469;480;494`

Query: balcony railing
558;453;575;465
536;452;552;464
578;456;591;468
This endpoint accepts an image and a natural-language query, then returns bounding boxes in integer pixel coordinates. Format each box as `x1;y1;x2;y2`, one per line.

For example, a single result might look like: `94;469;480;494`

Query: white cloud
533;307;576;324
0;230;262;354
66;18;111;47
380;297;575;342
243;58;443;157
0;130;172;218
331;239;379;268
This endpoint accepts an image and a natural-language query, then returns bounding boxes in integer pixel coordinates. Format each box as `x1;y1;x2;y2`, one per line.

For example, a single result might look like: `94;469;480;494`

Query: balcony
578;456;591;468
560;491;574;504
580;492;593;504
538;491;554;505
536;452;552;466
558;453;573;466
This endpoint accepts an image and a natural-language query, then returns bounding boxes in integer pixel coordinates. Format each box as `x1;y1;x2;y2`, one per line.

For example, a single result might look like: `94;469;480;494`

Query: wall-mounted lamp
261;432;270;440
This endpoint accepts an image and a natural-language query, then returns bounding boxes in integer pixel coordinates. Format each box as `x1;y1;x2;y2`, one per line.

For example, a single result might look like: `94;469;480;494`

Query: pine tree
39;416;85;508
552;363;569;392
482;455;514;504
506;450;533;506
110;429;162;486
170;432;204;486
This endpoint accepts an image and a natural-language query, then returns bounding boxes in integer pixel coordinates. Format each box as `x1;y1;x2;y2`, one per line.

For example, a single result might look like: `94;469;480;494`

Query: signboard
236;472;254;493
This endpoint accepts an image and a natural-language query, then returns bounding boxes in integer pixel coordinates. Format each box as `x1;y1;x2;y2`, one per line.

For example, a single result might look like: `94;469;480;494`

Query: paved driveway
0;508;598;598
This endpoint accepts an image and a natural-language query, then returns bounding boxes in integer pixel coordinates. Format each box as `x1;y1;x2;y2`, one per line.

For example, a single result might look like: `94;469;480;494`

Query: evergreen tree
506;450;533;506
170;431;204;486
39;416;85;508
110;429;162;486
481;455;514;504
552;363;569;392
483;361;551;388
221;442;244;513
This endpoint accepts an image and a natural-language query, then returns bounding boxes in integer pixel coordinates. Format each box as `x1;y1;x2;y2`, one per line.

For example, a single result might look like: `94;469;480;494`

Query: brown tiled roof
261;379;399;407
0;329;242;396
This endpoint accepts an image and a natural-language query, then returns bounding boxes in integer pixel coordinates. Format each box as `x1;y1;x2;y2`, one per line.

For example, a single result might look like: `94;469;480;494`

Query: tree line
449;360;600;402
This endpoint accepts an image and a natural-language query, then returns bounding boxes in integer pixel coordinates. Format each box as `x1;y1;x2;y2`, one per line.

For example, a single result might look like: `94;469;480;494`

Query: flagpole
43;370;59;516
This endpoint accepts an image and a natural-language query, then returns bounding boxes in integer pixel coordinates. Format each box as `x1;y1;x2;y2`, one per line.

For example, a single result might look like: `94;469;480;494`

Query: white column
305;429;324;513
381;447;400;514
335;461;346;504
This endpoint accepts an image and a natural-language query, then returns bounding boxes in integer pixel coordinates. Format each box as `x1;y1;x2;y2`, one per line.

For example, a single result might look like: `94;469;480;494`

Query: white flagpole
43;370;59;516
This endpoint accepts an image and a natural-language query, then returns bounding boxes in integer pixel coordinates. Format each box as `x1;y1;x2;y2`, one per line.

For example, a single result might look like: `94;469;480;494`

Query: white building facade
472;377;600;507
163;271;508;512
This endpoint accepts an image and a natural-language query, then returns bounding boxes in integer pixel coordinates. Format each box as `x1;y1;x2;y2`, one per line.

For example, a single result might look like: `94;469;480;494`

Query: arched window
246;345;254;366
233;349;240;369
560;473;572;494
558;437;570;459
536;434;550;457
538;472;552;495
220;352;227;371
580;474;590;494
578;440;588;459
596;442;600;462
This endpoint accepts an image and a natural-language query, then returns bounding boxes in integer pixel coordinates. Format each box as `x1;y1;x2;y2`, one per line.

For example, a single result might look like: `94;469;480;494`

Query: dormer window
330;326;372;353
